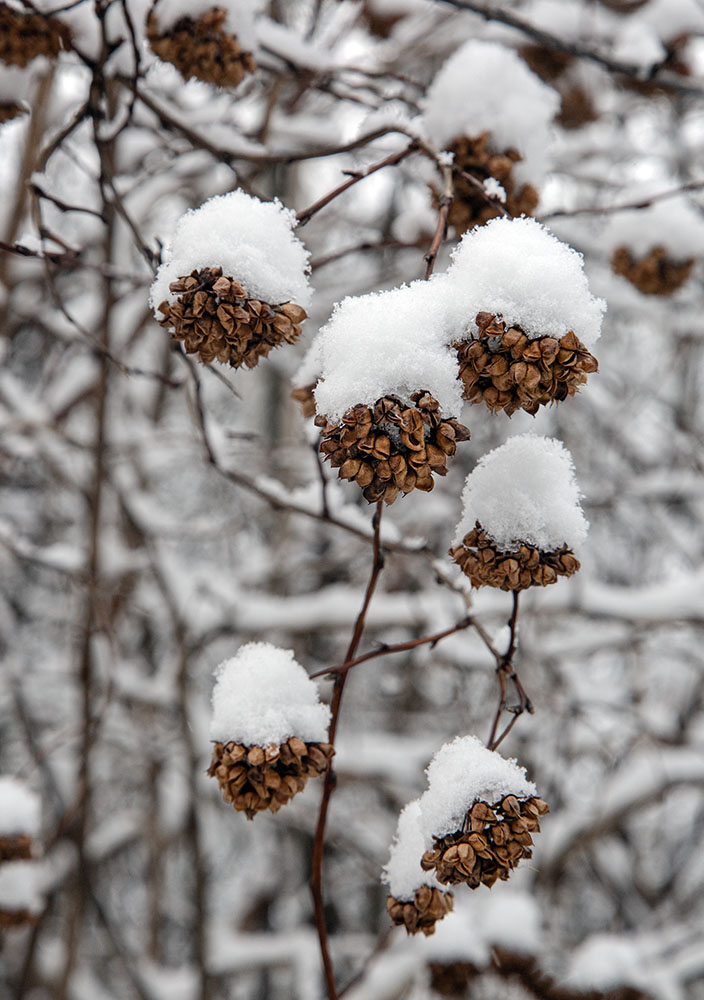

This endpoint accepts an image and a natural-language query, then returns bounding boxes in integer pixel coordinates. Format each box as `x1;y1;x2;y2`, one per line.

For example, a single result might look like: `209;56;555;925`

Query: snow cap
0;861;43;914
0;777;40;838
454;434;588;552
421;40;559;185
314;280;464;423
444;217;605;350
383;799;440;900
603;194;704;260
209;642;330;746
150;190;311;313
418;736;537;843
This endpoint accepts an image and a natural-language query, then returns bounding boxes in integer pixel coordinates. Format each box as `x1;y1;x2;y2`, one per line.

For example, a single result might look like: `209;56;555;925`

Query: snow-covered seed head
146;0;256;88
208;643;332;819
418;737;548;890
151;191;311;369
383;800;454;936
450;435;587;591
0;777;40;863
0;861;43;928
443;218;602;414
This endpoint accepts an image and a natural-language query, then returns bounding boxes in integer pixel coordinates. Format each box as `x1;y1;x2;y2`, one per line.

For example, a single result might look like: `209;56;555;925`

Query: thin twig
487;591;533;751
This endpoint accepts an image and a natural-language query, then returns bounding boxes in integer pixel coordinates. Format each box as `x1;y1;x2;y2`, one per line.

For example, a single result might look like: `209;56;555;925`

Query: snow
567;935;651;992
442;217;605;350
313;280;464;423
383;800;440;899
642;0;704;40
603;195;704;259
151;0;259;50
209;642;330;746
0;64;33;110
0;861;43;914
421;40;559;185
0;777;40;837
418;736;537;843
453;434;588;553
483;177;506;204
150;191;312;314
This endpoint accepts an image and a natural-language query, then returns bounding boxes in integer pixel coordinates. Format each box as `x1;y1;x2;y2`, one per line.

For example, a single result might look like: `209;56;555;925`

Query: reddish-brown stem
311;502;385;1000
311;617;473;679
296;143;416;227
457;168;511;219
487;591;533;751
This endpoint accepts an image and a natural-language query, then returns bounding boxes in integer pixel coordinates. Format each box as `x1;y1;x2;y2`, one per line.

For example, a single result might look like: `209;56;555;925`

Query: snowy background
1;1;704;998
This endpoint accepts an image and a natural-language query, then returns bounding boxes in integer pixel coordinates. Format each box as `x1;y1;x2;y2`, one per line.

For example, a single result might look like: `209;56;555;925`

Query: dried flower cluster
421;796;549;890
611;246;695;296
450;522;580;591
456;312;598;416
290;382;317;419
147;7;256;88
428;961;479;997
156;267;307;369
0;2;68;68
385;885;454;937
519;46;598;130
0;834;31;863
208;738;334;820
442;133;539;232
315;391;470;505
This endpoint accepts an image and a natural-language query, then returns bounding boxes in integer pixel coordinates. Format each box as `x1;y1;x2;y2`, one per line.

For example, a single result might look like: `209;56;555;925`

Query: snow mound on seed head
444;217;605;349
418;736;536;844
421;39;559;185
0;861;43;914
150;190;311;314
0;778;40;838
314;280;464;424
383;799;441;899
210;643;330;746
454;434;588;553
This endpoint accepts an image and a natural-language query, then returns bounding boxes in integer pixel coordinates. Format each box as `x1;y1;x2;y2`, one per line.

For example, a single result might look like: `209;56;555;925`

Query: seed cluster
147;7;256;88
316;392;470;506
428;961;479;997
519;45;598;131
611;246;695;297
0;3;69;68
450;522;580;592
421;796;549;890
156;268;307;369
0;835;31;863
456;312;598;416
439;132;539;232
0;103;24;125
291;382;317;419
386;886;454;937
208;738;334;820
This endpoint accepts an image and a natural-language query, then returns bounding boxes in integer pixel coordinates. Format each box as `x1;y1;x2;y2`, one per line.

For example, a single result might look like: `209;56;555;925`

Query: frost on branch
314;282;470;505
443;218;603;415
450;434;588;591
418;736;548;890
383;800;454;937
421;40;559;231
207;643;333;819
146;0;257;87
151;190;310;369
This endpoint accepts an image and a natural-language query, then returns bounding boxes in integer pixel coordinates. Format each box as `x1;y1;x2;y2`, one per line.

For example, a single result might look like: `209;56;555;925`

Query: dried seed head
611;245;695;297
0;3;70;68
157;267;306;369
316;391;469;506
386;886;454;936
421;795;549;889
208;739;334;819
147;7;256;88
433;132;539;234
456;312;598;416
450;521;580;591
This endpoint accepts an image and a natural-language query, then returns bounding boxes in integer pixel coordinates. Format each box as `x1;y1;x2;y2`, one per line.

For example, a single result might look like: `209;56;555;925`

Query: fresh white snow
418;736;537;843
150;191;312;313
442;217;605;349
453;434;588;553
209;642;330;746
0;777;41;838
0;861;43;913
383;799;440;899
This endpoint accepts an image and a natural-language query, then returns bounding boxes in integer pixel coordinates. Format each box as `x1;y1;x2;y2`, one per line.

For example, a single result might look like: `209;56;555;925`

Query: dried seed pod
421;795;549;889
428;960;480;997
0;835;32;863
0;3;70;68
146;6;256;88
385;886;454;937
455;312;598;416
316;391;469;506
433;132;539;233
450;521;580;592
611;245;695;297
157;267;306;369
291;382;317;419
208;739;334;820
